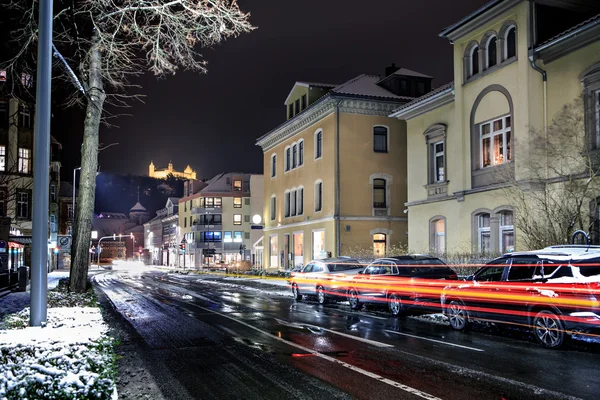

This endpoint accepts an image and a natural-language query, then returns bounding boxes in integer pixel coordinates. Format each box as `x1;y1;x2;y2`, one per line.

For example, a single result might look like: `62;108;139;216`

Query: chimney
385;63;400;78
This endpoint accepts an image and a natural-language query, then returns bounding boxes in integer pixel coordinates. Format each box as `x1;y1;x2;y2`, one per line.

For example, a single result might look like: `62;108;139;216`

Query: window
203;197;222;208
233;180;242;191
500;211;514;253
292;144;297;168
189;216;192;226
301;94;307;110
244;232;250;240
0;101;7;127
244;198;250;205
433;141;444;182
486;35;497;68
315;130;322;159
198;214;222;225
270;195;276;221
298;140;304;166
288;103;294;119
233;197;242;208
295;99;300;115
67;204;73;220
284;191;290;217
19;105;31;129
234;231;243;242
269;234;278;267
507;259;537;281
480;115;511;168
50;214;56;233
373;178;386;208
373;126;388;153
297;187;304;215
504;26;516;60
0;146;5;172
291;190;297;216
0;189;6;217
315;181;322;212
468;45;479;78
17;191;29;219
432;219;445;254
293;232;303;267
478;213;491;253
271;154;277;178
285;147;291;172
233;214;242;225
244;215;250;222
373;234;386;257
201;231;222;242
18;148;30;174
184;218;187;228
224;231;233;242
476;266;505;282
21;73;32;88
312;230;325;260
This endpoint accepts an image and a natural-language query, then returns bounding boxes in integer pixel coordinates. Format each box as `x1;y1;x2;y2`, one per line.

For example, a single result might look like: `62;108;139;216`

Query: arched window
470;45;480;76
505;26;516;60
499;211;514;253
477;213;491;253
292;143;298;168
373;178;386;208
298;140;304;166
430;218;445;254
373;233;386;257
315;129;323;159
285;146;291;172
487;35;497;68
270;154;276;178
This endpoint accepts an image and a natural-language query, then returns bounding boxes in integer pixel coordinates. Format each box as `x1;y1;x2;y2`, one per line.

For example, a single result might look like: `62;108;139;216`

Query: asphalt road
93;267;600;400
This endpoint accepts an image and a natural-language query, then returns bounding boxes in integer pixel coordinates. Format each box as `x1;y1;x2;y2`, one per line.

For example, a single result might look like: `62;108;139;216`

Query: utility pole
30;0;53;327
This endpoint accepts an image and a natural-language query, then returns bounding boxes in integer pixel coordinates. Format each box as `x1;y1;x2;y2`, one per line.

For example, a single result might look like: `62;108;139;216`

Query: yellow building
149;161;197;180
390;0;600;254
257;69;434;269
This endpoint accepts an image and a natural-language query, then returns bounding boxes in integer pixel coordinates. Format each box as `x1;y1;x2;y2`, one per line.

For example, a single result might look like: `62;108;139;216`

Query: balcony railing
192;206;222;214
191;223;222;232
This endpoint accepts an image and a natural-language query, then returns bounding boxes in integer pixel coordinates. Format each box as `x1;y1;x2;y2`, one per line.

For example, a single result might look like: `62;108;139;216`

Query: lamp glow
252;214;262;224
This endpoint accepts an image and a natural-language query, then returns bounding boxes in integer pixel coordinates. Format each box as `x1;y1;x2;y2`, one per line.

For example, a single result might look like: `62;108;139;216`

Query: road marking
187;302;442;400
384;330;484;352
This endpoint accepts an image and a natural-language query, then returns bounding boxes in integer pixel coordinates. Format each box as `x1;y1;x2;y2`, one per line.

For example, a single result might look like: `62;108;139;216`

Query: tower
149;161;155;177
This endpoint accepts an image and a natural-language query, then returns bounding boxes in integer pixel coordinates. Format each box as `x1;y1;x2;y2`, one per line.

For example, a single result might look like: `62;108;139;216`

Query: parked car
346;255;458;316
289;257;364;304
441;245;600;348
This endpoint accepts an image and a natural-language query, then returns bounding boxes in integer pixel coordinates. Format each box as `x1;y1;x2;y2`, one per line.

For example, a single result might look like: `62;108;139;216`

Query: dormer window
301;94;307;110
288;103;294;119
233;180;242;191
486;35;497;68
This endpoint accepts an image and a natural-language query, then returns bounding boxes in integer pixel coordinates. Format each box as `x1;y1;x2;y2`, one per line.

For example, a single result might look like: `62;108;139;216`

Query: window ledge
464;56;517;86
372;208;389;217
424;181;449;198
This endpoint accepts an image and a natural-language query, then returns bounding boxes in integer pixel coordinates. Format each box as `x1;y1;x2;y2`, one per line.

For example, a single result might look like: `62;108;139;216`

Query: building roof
330;74;410;100
382;68;433;80
200;172;252;195
59;181;74;198
130;201;147;212
439;0;505;38
535;13;600;49
390;82;455;116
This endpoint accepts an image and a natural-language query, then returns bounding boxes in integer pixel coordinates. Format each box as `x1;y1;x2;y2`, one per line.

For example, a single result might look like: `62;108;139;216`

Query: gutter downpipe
528;0;547;132
335;99;342;257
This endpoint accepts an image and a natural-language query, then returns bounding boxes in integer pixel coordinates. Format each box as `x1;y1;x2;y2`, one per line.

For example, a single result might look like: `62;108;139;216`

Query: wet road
93;268;599;400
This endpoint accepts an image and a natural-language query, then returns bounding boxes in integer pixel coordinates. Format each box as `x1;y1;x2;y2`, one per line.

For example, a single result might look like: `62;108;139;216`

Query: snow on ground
199;277;292;297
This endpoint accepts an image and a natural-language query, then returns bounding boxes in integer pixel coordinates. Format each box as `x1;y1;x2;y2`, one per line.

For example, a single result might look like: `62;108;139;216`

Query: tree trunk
70;31;106;292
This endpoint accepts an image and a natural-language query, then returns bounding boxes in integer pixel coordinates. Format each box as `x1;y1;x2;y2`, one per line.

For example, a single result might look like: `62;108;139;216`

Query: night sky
55;0;488;179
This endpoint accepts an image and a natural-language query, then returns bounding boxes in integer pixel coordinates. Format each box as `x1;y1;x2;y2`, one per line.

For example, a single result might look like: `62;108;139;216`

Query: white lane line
187;302;442;400
384;330;484;352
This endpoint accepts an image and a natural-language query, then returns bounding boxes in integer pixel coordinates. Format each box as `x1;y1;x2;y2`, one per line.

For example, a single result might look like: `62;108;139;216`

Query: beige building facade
257;70;434;270
391;0;600;254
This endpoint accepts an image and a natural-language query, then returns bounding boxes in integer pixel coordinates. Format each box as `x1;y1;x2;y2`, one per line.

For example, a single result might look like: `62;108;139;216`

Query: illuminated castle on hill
148;161;197;180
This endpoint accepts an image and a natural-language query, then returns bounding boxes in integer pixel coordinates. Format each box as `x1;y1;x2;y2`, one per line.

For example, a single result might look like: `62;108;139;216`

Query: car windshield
329;263;362;271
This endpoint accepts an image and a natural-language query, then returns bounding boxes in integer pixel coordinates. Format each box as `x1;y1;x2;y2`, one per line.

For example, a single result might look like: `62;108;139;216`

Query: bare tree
500;96;600;250
0;161;34;234
1;0;254;291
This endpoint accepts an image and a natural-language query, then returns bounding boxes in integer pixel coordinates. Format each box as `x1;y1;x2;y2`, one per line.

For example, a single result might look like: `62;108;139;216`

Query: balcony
192;223;222;232
193;241;223;250
192;206;222;214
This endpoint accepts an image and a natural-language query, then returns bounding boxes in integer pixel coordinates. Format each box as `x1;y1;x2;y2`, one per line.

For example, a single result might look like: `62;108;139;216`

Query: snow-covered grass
0;279;117;399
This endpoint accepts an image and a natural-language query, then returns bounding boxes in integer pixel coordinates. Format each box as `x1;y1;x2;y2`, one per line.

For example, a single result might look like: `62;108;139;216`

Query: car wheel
348;288;361;310
447;300;470;331
533;310;565;349
291;283;302;301
388;293;404;316
317;286;327;305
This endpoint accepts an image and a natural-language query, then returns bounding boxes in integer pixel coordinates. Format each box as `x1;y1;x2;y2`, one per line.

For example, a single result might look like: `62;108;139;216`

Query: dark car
441;245;600;348
289;257;364;304
346;255;458;316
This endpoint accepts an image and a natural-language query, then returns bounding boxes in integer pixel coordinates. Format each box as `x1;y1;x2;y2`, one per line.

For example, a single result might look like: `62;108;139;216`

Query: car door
368;260;394;303
296;263;314;294
499;256;539;324
355;263;381;304
468;260;508;321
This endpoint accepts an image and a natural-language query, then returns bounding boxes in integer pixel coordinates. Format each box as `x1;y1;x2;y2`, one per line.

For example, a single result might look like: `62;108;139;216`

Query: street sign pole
30;0;53;327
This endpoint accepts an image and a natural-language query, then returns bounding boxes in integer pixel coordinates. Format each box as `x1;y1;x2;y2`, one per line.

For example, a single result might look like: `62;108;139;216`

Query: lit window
233;214;242;225
433;141;444;182
270;196;276;221
298;140;304;166
271;154;277;178
233;197;242;208
486;35;497;68
50;214;56;233
373;126;388;153
315;130;322;159
233;180;242;191
500;211;514;253
478;213;491;253
480;115;511;168
19;105;31;129
373;179;386;209
504;26;516;60
18;148;31;174
0;146;5;172
431;219;445;254
315;181;322;212
234;231;243;242
373;233;386;257
21;72;33;88
224;231;233;242
270;234;278;267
